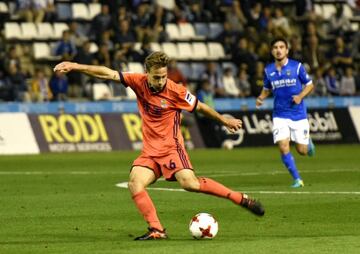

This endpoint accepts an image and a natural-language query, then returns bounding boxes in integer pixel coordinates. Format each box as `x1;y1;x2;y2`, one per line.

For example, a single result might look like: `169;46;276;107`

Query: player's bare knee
127;180;136;192
179;178;200;192
296;147;307;156
294;144;307;156
278;142;290;154
128;179;144;194
279;146;290;154
298;149;307;156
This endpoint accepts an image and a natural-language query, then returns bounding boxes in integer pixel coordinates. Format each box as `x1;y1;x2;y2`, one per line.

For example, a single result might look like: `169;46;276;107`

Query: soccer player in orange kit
54;51;264;240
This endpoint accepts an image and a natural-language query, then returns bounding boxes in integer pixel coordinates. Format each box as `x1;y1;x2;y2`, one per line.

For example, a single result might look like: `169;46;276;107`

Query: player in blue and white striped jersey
256;38;315;188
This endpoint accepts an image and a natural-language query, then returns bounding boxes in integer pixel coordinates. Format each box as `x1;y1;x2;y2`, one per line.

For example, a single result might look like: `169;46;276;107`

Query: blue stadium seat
57;3;72;20
208;23;223;39
194;23;209;39
222;62;238;75
190;63;207;80
177;62;192;79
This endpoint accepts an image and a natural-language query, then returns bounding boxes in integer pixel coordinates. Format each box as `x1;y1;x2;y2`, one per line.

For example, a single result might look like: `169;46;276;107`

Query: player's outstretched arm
53;62;120;81
196;101;242;133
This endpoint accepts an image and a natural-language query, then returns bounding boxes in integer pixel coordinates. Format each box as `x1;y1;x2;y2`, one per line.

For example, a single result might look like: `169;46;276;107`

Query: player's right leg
128;166;168;240
274;118;304;187
292;118;315;157
278;140;304;187
174;169;265;216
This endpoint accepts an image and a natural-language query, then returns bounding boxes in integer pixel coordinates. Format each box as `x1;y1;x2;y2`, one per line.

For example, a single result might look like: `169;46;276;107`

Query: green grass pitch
1;145;360;254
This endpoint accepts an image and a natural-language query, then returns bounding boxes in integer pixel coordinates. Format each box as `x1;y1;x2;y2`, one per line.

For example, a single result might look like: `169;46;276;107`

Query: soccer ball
222;140;234;150
189;213;218;239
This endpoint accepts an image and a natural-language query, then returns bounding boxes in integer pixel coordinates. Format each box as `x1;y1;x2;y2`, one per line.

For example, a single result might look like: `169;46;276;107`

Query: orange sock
198;177;243;204
132;190;164;231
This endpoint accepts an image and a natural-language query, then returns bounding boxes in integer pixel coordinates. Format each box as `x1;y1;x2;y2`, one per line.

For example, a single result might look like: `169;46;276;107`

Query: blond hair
144;51;169;72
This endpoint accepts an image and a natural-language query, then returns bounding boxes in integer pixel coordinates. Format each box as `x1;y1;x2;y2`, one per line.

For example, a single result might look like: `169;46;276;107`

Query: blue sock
281;152;301;180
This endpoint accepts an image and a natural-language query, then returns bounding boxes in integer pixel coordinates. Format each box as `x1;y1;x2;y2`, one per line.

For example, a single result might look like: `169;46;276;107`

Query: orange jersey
120;72;198;156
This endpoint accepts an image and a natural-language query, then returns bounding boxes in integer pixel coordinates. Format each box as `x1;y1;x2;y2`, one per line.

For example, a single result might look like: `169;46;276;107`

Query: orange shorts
132;148;193;181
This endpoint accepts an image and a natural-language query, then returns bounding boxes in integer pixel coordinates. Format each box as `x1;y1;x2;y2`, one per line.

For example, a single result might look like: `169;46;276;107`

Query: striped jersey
119;72;198;156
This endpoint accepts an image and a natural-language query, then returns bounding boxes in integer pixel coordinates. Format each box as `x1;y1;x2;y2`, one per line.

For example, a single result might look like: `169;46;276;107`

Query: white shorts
272;117;310;145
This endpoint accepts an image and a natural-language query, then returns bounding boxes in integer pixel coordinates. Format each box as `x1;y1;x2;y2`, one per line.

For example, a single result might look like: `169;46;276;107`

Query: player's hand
225;118;242;133
292;95;302;104
53;61;77;73
256;97;264;109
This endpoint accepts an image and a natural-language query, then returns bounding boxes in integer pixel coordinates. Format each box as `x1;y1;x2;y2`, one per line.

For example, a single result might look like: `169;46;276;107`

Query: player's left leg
174;169;265;216
128;166;168;240
294;139;315;157
277;139;304;187
295;143;308;156
273;118;304;187
292;119;315;157
288;118;314;187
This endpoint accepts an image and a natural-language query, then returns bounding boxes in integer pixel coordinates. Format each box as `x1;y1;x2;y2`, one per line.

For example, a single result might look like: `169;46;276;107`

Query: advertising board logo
122;113;142;142
308;112;338;132
242;113;272;134
220;113;273;148
122;113;143;150
38;114;111;152
307;111;341;141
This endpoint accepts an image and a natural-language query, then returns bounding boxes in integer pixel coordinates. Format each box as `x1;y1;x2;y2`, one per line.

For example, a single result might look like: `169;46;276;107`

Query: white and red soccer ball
189;213;218;239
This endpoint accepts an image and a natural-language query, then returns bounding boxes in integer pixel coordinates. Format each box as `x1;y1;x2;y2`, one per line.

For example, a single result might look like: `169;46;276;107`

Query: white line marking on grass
115;182;360;195
1;170;358;195
0;168;358;176
203;168;360;178
246;191;360;195
0;171;120;175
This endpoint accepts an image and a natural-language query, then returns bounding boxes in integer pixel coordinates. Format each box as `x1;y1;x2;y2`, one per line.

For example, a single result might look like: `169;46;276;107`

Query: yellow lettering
39;115;64;142
122;114;142;141
77;115;98;142
58;115;81;142
39;114;109;143
94;114;108;141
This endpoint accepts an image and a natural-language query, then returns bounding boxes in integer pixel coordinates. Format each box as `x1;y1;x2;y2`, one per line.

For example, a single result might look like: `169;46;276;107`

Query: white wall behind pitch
349;107;360;142
0;113;40;155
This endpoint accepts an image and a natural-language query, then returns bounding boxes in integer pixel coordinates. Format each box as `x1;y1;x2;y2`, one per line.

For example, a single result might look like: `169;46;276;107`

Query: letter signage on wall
197;108;359;148
29;114;122;152
28;113;204;153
